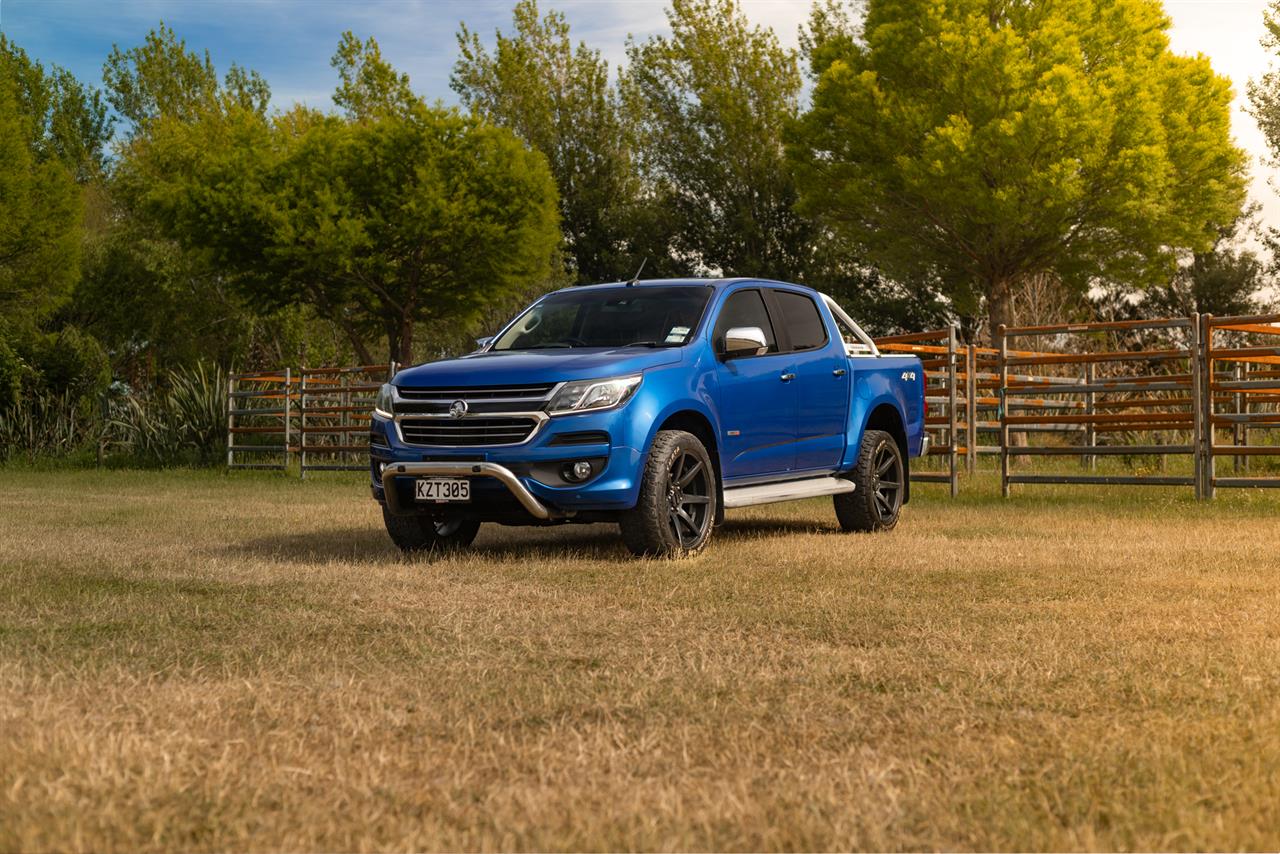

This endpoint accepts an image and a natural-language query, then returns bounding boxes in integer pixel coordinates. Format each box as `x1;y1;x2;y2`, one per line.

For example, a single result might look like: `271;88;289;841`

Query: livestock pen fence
874;312;1280;498
228;316;1280;497
226;363;396;476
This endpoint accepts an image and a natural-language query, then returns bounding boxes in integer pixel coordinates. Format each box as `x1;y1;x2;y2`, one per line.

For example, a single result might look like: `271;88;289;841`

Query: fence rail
227;363;396;475
233;316;1280;498
873;311;1280;499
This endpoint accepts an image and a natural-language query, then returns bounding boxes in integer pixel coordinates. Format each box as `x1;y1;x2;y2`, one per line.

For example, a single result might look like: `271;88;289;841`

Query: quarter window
772;290;828;351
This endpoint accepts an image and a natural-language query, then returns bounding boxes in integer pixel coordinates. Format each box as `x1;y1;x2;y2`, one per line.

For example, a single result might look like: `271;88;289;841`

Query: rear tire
382;508;481;554
620;430;717;557
835;429;905;533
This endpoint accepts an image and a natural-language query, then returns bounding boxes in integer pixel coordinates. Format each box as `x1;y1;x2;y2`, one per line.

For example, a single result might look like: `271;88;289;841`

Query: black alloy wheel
666;446;713;548
834;428;906;533
870;441;904;524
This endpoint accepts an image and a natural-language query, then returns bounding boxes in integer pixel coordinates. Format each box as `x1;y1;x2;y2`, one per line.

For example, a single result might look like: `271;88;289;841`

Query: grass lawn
2;467;1280;851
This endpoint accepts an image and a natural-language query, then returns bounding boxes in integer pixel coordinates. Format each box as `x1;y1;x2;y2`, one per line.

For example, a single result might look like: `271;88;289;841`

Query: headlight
548;375;641;416
374;383;395;419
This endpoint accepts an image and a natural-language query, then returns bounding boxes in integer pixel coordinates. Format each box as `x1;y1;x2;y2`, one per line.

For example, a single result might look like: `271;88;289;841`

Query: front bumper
370;402;651;517
381;461;551;519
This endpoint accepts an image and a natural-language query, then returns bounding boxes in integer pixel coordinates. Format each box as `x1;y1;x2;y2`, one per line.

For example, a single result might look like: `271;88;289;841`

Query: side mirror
722;326;768;359
474;336;493;351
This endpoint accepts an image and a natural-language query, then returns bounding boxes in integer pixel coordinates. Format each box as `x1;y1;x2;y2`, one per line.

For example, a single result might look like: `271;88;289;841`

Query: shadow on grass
216;515;836;566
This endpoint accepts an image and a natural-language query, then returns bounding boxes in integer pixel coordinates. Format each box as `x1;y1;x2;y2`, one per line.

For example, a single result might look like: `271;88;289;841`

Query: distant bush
108;362;228;466
0;361;228;467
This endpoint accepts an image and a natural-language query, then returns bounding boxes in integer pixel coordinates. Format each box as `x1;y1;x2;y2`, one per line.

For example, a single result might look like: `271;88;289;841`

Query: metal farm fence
226;363;396;476
995;317;1201;497
1201;314;1280;495
230;317;1280;497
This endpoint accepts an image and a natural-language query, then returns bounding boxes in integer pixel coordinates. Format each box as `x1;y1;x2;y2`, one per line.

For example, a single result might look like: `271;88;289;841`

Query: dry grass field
2;467;1280;852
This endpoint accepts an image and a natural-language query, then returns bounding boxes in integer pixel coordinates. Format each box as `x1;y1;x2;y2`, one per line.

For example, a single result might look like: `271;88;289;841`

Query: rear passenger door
711;288;798;480
767;288;849;472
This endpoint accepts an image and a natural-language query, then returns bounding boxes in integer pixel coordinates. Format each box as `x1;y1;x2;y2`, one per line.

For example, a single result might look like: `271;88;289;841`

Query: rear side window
713;289;779;355
772;290;828;351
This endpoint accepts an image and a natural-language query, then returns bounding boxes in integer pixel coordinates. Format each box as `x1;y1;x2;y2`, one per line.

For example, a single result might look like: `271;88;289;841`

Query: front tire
620;430;717;557
835;429;905;533
382;508;481;554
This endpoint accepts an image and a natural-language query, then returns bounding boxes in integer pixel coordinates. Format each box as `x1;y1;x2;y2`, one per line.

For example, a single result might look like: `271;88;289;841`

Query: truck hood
394;347;683;388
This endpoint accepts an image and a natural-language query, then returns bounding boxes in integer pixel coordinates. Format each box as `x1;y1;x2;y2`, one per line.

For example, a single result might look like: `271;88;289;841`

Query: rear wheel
620;430;716;557
835;429;905;533
382;508;481;554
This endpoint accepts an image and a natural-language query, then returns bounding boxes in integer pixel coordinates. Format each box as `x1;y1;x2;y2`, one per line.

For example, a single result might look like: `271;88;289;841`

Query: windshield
491;286;713;351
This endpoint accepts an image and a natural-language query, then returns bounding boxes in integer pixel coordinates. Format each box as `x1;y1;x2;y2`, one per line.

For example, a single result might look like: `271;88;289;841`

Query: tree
452;0;636;283
0;37;110;330
123;37;561;365
621;0;811;280
790;0;1249;342
103;22;269;137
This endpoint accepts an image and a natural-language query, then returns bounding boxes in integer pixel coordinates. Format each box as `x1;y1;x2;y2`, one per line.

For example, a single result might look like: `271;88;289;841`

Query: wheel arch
863;402;910;503
655;408;725;524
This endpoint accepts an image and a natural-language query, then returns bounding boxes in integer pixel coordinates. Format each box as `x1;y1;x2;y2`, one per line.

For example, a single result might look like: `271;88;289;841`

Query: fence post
226;374;236;470
998;324;1010;498
283;367;292;473
1083;361;1096;471
299;366;308;480
1242;360;1251;475
948;324;959;497
1190;314;1202;500
966;344;977;475
1233;363;1244;473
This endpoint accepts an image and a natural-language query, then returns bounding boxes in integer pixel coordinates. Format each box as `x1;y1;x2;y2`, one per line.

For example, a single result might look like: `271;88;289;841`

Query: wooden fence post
998;325;1010;499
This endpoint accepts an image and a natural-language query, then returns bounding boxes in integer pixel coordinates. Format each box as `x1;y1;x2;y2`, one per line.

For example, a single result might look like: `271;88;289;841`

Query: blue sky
3;0;1279;234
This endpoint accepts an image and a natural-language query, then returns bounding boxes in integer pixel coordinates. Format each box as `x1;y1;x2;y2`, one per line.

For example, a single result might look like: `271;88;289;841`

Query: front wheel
835;429;905;533
620;430;717;557
382;508;481;555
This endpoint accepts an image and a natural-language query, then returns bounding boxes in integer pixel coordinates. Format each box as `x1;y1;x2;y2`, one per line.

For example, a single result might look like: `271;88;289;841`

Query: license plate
414;478;470;502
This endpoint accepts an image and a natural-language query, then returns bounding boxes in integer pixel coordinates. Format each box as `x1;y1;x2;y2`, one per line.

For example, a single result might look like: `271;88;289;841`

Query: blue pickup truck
371;278;927;557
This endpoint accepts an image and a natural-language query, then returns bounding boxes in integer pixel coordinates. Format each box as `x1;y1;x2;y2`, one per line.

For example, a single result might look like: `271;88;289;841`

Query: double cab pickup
371;278;927;557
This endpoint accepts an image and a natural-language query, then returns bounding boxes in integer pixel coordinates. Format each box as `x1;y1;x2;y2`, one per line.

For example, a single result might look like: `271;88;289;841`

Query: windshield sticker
665;326;690;344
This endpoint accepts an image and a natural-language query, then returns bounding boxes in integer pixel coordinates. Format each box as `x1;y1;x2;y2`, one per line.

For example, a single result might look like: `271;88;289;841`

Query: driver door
712;288;798;480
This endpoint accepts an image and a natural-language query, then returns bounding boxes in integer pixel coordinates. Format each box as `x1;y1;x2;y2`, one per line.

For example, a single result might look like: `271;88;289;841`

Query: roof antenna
626;257;647;287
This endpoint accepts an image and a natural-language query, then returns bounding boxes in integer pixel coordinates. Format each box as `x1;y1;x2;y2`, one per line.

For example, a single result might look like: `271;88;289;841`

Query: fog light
378;462;387;474
564;460;594;483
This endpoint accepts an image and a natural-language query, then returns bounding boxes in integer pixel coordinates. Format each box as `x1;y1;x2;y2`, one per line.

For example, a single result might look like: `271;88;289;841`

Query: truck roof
561;277;818;295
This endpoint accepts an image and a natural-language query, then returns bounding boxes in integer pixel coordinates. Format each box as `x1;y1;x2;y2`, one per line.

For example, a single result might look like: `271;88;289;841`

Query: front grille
399;416;539;447
397;383;556;403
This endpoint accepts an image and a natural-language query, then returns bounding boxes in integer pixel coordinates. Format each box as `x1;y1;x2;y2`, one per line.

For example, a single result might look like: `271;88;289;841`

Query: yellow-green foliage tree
790;0;1248;340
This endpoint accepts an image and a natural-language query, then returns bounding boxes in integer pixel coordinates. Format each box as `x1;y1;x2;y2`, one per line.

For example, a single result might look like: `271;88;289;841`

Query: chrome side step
722;476;854;509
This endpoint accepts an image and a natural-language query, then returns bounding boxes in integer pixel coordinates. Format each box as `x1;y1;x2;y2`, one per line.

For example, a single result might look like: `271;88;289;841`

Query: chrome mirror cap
723;326;768;358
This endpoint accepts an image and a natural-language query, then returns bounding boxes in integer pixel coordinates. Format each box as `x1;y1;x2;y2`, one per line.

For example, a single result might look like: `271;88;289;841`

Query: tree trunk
398;316;414;367
386;315;414;367
986;276;1027;453
336;317;376;367
987;276;1013;346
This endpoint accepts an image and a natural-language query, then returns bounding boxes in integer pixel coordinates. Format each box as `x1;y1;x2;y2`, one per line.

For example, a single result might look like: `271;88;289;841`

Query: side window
772;290;828;352
713;289;779;355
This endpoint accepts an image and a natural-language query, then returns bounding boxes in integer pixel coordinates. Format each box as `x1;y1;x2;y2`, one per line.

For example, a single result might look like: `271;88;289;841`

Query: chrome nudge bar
380;461;552;520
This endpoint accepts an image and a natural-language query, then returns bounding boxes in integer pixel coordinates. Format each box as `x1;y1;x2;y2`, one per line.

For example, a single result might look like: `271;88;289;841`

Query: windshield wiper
526;342;573;349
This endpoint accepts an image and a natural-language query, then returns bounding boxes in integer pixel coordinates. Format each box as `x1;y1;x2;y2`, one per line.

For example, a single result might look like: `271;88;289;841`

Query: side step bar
722;476;854;509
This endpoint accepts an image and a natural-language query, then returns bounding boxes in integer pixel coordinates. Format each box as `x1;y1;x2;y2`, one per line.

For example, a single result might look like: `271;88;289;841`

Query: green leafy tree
124;37;561;365
621;0;811;280
103;22;269;136
0;37;110;331
332;32;417;121
453;0;637;283
791;0;1249;341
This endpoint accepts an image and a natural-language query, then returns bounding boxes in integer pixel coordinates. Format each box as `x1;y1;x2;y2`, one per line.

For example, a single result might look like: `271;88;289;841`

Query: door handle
832;368;847;377
780;372;796;382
